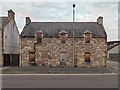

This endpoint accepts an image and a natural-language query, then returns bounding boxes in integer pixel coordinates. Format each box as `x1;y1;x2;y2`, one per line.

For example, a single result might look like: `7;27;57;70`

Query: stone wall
4;20;20;54
21;37;107;67
75;38;107;67
21;37;36;66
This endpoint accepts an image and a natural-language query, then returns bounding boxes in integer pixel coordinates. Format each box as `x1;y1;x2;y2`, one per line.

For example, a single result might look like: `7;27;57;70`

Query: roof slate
107;41;120;51
107;43;120;51
21;22;107;38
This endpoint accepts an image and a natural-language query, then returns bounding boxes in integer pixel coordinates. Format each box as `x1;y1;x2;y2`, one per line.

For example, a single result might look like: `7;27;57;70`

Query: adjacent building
21;16;107;67
0;9;20;66
107;41;120;61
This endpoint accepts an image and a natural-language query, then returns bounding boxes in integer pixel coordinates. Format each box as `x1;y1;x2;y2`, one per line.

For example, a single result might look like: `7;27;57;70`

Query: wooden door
85;52;90;62
11;54;19;66
29;52;35;62
3;54;10;66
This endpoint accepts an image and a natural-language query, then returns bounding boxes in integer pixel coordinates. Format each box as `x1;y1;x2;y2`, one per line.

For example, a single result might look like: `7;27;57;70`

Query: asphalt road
2;74;118;88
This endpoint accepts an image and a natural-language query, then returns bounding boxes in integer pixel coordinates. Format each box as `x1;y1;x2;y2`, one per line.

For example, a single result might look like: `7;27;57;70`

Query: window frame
85;33;91;43
35;30;43;43
59;30;68;44
84;52;91;63
29;52;35;62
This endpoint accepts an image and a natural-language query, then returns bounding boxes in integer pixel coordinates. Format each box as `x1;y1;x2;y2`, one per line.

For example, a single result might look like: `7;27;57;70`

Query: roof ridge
0;16;8;18
30;22;97;23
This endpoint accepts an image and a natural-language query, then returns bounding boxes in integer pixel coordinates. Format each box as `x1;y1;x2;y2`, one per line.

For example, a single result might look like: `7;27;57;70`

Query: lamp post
72;4;75;67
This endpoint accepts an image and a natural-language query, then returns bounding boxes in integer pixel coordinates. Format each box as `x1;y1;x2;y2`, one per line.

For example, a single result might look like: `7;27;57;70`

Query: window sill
28;61;36;66
36;43;42;45
83;62;91;65
84;43;92;45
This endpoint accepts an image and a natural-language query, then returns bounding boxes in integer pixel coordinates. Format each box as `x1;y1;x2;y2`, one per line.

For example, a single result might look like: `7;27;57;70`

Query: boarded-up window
29;52;35;62
84;52;90;62
37;37;42;43
61;36;66;43
37;32;42;43
59;30;68;43
85;34;90;43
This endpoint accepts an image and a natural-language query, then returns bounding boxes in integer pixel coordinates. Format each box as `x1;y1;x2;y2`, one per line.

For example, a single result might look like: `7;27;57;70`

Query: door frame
60;52;67;67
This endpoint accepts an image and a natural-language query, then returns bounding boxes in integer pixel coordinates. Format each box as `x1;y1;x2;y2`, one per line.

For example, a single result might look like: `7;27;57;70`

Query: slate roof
0;17;8;30
107;41;120;45
107;41;120;51
21;22;107;38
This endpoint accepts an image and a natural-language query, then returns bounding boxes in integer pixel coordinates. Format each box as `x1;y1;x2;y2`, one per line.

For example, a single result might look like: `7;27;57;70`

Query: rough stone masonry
20;16;107;67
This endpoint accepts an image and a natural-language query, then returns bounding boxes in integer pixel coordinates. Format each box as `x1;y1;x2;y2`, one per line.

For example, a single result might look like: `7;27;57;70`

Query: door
29;52;35;62
3;54;10;66
29;52;36;66
11;54;19;66
60;52;66;67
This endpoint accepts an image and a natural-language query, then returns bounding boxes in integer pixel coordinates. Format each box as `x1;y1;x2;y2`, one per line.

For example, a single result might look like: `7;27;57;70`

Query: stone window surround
59;30;68;43
83;30;92;44
34;30;43;43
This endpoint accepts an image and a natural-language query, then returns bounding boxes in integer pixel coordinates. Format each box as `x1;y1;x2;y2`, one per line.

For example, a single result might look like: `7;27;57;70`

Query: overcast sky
0;1;118;41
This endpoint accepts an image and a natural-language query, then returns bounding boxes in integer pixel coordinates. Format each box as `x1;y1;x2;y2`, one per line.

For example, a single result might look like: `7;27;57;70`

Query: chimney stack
26;17;31;25
8;9;15;21
97;16;103;25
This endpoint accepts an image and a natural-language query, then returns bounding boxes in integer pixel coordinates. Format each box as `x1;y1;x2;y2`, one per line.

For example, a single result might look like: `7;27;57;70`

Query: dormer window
83;30;92;43
59;30;68;43
85;33;90;43
35;30;43;43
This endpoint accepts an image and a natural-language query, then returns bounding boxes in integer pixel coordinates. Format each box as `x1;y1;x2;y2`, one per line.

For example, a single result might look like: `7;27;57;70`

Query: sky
0;1;119;41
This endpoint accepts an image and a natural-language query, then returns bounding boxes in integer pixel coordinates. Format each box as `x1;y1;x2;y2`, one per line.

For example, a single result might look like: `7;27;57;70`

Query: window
37;37;42;43
35;30;43;43
29;52;35;62
59;30;68;43
84;52;90;62
84;30;92;43
85;33;90;43
61;36;66;43
37;32;42;43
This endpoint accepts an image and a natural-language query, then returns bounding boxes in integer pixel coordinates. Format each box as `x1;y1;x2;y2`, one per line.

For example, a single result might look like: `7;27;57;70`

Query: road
2;74;118;88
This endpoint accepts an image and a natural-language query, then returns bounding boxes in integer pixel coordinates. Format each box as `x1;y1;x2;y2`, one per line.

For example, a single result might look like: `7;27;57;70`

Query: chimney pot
97;16;103;25
8;9;15;20
26;17;31;25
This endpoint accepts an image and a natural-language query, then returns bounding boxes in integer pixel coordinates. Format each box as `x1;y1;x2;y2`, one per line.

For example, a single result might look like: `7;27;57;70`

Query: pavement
1;60;119;74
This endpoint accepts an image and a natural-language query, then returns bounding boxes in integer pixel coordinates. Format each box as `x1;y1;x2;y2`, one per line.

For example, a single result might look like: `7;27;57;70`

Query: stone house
21;16;107;67
0;9;20;66
107;41;120;61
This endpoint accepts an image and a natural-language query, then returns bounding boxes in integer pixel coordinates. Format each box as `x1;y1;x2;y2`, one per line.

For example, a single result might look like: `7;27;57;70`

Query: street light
72;4;75;67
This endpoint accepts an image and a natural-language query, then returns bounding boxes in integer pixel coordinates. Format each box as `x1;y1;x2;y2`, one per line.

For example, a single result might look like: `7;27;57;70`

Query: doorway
3;54;10;66
3;54;19;66
29;52;36;66
84;52;90;62
60;52;66;67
